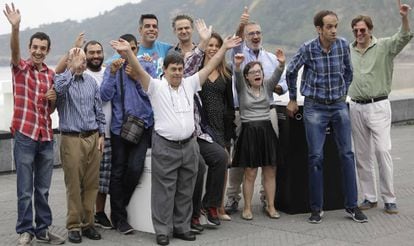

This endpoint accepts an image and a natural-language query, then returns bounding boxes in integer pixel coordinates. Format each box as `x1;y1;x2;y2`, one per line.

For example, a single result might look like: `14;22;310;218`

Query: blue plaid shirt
286;37;353;101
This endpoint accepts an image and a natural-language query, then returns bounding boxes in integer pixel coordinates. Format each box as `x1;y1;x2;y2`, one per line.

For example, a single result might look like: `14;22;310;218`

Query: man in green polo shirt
348;1;413;214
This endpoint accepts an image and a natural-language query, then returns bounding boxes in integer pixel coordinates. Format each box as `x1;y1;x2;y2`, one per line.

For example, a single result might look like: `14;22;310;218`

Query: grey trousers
151;133;199;235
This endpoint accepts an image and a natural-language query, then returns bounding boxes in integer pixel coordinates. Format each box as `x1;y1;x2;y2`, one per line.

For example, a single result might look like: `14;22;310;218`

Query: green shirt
348;29;413;100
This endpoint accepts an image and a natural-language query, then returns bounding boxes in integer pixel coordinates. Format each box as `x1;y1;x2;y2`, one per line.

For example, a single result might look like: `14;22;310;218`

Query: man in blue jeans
4;3;65;245
286;9;367;224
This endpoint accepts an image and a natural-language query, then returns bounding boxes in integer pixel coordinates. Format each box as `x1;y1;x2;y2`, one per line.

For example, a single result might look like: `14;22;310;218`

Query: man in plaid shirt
4;3;65;246
286;10;367;225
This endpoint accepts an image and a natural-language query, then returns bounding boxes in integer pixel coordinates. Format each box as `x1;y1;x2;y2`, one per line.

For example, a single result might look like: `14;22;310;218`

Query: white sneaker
17;232;34;246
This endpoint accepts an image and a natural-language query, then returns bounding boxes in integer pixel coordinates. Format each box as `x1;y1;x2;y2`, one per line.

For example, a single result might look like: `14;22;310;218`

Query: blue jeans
14;131;54;235
303;98;357;211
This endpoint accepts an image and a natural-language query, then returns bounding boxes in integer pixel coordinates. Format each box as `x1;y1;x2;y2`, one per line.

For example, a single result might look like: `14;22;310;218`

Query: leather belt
307;96;346;105
351;96;388;104
61;130;98;138
156;132;193;145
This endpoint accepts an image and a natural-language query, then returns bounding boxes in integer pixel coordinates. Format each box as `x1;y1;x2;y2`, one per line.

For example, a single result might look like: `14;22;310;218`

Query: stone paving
1;124;414;246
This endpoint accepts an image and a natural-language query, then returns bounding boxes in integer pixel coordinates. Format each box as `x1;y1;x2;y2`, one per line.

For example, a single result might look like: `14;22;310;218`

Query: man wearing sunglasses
348;1;413;214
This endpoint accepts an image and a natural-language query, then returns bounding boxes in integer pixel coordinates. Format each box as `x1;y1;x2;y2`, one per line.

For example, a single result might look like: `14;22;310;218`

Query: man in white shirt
109;33;240;246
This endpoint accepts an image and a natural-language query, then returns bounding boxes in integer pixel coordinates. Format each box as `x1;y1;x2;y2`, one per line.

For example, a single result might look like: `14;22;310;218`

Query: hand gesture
397;0;411;17
195;19;212;42
233;53;245;68
110;58;125;75
3;3;21;27
240;6;249;25
275;48;285;67
125;63;139;81
223;35;242;50
67;48;86;75
74;32;86;48
45;85;56;102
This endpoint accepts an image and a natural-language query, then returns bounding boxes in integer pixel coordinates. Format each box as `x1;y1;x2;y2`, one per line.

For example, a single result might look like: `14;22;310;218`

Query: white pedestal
126;149;155;234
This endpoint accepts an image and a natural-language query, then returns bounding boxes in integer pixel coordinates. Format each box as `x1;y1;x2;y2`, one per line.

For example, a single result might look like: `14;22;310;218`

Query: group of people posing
4;1;413;246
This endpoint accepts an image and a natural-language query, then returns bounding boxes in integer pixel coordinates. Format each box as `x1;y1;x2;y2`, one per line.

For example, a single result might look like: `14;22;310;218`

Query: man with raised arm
110;33;240;246
3;3;65;245
348;1;413;214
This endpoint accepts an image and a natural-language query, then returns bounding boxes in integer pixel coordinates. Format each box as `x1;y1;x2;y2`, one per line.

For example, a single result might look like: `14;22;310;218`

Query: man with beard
100;34;156;235
82;40;115;229
4;3;65;245
225;7;288;215
286;10;367;224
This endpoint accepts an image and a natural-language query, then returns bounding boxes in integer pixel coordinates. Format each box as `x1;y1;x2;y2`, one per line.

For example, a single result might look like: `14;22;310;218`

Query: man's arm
110;39;152;91
55;32;85;74
4;3;21;66
198;36;241;86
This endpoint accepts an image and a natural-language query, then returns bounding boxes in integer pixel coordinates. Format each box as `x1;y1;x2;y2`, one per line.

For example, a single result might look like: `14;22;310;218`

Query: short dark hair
313;10;338;28
351;15;374;30
163;52;184;68
29;32;51;51
243;61;263;80
172;14;194;29
120;34;137;47
139;14;158;27
83;40;103;53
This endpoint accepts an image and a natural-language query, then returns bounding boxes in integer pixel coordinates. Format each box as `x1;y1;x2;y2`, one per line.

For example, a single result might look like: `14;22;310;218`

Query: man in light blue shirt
137;14;173;77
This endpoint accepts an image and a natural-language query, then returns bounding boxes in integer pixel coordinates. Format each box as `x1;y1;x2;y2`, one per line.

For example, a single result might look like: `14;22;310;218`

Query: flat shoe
241;211;253;220
218;213;232;221
265;208;280;219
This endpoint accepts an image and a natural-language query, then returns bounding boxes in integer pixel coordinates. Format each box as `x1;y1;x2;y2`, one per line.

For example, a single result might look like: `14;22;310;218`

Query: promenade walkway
1;124;414;246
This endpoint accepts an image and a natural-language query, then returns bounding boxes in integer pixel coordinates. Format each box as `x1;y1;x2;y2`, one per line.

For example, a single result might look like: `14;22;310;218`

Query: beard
87;58;103;71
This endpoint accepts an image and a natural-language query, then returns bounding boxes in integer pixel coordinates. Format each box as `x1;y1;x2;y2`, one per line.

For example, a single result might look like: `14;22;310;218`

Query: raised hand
110;58;125;75
234;53;245;68
275;48;286;67
74;32;86;48
3;3;21;27
67;48;86;75
223;35;242;50
240;6;249;25
195;19;212;42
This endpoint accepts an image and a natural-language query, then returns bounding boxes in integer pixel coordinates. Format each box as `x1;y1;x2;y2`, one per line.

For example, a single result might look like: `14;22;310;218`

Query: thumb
243;6;248;14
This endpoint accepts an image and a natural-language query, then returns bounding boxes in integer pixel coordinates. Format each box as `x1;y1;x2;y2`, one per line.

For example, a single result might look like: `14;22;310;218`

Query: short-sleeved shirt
138;41;173;77
11;59;55;141
146;74;201;141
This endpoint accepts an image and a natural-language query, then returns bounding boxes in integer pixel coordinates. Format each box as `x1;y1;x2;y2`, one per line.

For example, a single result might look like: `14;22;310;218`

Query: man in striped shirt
4;3;65;245
55;48;106;243
286;10;367;224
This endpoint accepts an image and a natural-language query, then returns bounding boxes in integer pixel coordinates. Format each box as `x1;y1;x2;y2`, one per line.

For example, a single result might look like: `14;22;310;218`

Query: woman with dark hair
232;49;285;220
184;31;235;222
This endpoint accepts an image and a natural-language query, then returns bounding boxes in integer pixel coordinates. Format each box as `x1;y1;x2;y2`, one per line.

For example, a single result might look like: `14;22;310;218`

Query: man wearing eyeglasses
225;6;288;215
348;1;413;215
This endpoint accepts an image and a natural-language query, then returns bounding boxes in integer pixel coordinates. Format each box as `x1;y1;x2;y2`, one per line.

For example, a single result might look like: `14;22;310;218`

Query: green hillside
0;0;412;65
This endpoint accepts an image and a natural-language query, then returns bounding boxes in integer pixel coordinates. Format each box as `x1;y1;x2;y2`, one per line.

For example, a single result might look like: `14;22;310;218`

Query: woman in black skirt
232;49;285;220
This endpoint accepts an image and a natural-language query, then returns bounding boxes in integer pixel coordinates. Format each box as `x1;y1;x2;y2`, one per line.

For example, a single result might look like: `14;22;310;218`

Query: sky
0;0;142;34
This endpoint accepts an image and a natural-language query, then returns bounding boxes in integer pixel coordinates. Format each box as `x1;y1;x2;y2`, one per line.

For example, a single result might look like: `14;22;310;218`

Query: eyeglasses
352;28;367;35
247;31;262;37
169;85;191;113
247;69;262;76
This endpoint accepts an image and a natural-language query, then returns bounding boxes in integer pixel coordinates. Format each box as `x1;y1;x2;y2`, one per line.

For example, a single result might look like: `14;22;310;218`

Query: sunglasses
352;28;367;35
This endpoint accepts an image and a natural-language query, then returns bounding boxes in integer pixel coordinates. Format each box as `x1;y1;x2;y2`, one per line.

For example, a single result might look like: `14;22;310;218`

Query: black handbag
119;69;145;144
